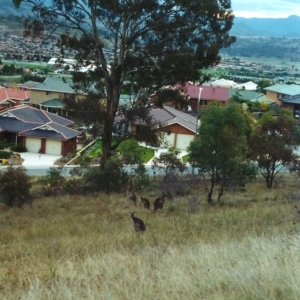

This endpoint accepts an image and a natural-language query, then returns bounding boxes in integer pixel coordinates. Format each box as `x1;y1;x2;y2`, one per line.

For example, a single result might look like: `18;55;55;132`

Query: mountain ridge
232;15;300;38
1;1;300;38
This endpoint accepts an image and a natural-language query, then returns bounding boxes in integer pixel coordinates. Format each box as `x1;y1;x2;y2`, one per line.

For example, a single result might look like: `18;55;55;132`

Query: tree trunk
101;69;122;169
101;118;114;169
205;176;215;205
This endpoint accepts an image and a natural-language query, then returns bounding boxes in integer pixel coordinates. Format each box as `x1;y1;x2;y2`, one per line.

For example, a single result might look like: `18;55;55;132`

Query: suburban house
229;89;276;107
281;94;300;121
263;84;300;105
0;88;30;110
210;78;239;89
117;105;198;150
0;105;80;155
185;83;230;111
29;76;79;115
236;81;258;91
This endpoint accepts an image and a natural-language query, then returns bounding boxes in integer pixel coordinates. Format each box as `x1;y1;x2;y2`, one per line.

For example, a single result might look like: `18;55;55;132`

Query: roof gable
150;106;197;133
30;76;74;93
0;105;78;141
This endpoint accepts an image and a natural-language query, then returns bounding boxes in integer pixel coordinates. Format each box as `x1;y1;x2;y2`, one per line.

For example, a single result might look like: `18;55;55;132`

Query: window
46;91;52;95
200;100;208;106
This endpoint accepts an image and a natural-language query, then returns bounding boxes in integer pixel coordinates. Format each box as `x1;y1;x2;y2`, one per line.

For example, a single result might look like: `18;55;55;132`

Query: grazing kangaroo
127;187;137;206
130;211;146;232
153;192;167;212
140;196;150;210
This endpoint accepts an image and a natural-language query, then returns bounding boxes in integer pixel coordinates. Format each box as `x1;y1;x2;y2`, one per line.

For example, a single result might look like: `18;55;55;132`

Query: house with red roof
152;82;230;112
183;82;230;111
0;88;30;110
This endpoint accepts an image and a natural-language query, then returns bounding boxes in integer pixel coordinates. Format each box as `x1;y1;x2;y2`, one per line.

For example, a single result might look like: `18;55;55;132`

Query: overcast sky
232;0;300;18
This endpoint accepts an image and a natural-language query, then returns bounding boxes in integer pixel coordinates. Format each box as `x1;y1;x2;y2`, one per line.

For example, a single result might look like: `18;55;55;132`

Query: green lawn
182;154;190;162
87;139;154;163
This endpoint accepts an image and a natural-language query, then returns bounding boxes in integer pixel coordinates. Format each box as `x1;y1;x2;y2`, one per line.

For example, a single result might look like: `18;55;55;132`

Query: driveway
19;153;61;167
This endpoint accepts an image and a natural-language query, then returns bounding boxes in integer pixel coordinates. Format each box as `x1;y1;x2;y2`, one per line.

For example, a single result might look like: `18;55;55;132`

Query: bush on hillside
83;157;128;194
0;166;32;207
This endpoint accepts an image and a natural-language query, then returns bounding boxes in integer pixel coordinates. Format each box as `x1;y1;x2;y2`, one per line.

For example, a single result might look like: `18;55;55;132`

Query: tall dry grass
0;175;300;299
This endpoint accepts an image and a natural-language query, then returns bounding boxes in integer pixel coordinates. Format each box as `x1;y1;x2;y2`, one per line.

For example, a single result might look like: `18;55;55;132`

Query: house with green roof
229;89;276;110
263;84;300;105
29;76;86;116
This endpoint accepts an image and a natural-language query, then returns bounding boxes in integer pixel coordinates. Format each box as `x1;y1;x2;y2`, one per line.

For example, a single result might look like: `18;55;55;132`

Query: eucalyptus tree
13;0;235;166
188;103;257;204
249;109;300;188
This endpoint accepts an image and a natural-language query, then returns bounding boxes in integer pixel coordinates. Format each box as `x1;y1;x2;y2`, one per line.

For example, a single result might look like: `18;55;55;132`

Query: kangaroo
153;192;167;212
127;187;137;206
130;211;146;232
140;196;150;210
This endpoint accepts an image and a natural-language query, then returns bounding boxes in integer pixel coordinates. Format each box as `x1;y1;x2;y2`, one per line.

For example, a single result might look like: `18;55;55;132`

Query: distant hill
2;1;300;38
231;15;300;38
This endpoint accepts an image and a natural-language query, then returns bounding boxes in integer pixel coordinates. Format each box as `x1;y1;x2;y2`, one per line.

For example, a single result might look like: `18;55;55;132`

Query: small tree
249;109;300;188
152;149;186;181
83;157;128;194
118;138;142;165
189;103;257;204
152;149;187;197
43;167;66;196
0;166;32;207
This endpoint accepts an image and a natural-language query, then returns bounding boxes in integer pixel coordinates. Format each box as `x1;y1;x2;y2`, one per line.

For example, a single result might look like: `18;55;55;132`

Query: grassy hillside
0;175;300;299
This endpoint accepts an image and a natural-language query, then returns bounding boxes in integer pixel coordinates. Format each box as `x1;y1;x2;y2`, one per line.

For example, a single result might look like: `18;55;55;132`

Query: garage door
176;134;194;150
26;137;41;153
45;140;62;155
159;132;175;148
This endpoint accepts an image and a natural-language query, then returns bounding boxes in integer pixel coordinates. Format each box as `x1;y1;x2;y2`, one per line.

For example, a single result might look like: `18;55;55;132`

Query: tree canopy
14;0;236;166
188;103;257;204
248;109;300;188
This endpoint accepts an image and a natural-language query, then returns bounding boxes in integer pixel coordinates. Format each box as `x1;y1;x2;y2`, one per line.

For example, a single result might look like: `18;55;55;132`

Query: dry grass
1;175;300;299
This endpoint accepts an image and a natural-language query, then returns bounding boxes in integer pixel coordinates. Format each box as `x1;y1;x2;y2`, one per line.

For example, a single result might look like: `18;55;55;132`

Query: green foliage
189;103;257;204
249;108;300;188
83;157;128;194
0;139;10;150
152;149;186;180
0;166;31;207
0;150;13;159
15;0;235;165
10;143;27;152
43;167;66;196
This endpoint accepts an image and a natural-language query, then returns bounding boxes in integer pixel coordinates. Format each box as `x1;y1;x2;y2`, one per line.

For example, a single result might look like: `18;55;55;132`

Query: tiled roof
150;106;197;133
229;89;265;101
30;76;74;93
0;105;78;141
281;94;300;104
175;82;230;101
264;84;300;96
0;88;30;103
40;98;65;108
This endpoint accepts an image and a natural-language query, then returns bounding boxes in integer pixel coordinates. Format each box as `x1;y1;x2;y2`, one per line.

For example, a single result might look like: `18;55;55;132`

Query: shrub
42;167;66;196
83;157;128;194
0;150;13;159
0;139;10;150
0;166;32;207
10;143;27;152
